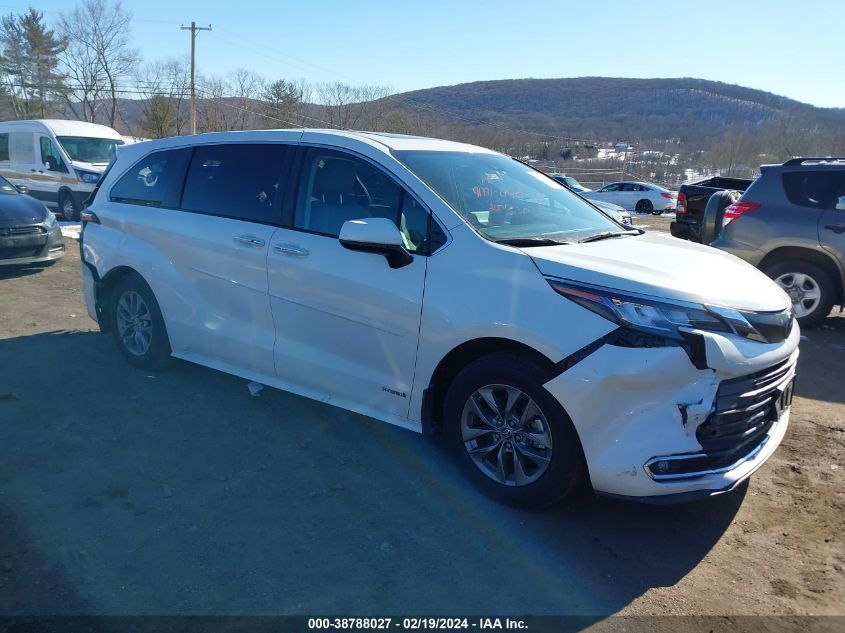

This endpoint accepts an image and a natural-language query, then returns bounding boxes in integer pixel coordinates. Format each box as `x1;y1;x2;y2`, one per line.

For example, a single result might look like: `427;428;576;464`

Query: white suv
80;130;799;507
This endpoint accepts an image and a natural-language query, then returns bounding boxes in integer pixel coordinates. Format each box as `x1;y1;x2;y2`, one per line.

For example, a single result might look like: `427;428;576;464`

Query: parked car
591;199;633;226
710;157;845;327
0;174;64;266
81;130;799;508
0;119;125;221
583;181;677;214
546;174;632;225
548;173;591;193
671;176;753;242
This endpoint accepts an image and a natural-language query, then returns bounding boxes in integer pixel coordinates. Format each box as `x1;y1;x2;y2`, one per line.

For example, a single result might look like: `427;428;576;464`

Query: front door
32;136;67;207
268;147;430;421
599;183;622;205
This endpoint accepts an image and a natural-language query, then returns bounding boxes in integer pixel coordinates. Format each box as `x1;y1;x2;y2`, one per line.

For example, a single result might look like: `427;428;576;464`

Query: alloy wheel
115;290;153;356
460;384;553;486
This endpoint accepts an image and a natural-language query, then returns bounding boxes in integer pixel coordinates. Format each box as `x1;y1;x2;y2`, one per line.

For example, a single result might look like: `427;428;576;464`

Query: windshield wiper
578;230;641;244
495;237;571;247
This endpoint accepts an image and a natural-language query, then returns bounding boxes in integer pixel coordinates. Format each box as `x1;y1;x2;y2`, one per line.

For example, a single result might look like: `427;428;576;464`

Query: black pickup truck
670;176;753;242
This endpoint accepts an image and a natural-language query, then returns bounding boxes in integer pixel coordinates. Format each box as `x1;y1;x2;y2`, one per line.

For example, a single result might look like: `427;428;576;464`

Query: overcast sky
11;0;845;108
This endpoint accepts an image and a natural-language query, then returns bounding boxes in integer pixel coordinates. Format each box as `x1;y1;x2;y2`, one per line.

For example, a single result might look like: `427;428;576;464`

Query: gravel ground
0;221;842;619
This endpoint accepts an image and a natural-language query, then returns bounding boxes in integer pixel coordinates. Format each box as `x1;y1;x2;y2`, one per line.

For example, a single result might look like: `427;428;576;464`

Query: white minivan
0;119;124;221
80;130;799;507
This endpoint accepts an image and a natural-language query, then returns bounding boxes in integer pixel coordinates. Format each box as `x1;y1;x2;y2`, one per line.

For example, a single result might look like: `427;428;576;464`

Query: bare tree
59;0;139;128
135;57;190;137
314;81;394;130
196;69;265;132
228;68;264;129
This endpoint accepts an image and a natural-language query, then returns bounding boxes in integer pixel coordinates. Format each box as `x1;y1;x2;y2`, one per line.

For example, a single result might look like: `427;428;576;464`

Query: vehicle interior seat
308;159;371;235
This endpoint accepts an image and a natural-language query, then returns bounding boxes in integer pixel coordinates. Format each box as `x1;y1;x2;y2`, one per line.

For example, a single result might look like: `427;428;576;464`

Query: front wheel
764;260;835;328
444;352;585;508
635;199;653;214
110;273;172;369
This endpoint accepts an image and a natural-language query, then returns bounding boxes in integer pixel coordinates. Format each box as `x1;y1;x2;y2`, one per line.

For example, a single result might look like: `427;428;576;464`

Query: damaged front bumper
543;323;800;501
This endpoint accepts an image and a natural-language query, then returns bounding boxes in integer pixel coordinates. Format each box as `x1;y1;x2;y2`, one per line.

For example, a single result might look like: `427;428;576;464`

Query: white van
80;130;799;508
0;119;124;220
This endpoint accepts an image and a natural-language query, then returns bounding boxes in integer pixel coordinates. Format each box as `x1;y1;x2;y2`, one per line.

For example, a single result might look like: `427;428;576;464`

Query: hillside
382;77;845;145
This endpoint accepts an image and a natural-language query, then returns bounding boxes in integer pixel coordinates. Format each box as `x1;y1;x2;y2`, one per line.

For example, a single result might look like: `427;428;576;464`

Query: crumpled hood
0;193;48;227
529;232;790;312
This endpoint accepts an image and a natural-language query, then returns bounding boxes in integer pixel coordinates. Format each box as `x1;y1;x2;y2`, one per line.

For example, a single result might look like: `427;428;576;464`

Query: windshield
394;150;620;242
57;136;124;164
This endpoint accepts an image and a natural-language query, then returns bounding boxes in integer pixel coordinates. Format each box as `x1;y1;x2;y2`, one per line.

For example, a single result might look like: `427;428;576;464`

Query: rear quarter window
782;171;841;209
110;148;191;208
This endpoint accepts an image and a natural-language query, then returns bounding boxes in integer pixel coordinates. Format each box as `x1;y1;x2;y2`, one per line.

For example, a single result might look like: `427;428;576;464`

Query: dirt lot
0;220;843;619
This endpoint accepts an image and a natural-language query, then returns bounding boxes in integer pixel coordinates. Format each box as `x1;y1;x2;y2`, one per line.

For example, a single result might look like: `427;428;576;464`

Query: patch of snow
59;222;81;239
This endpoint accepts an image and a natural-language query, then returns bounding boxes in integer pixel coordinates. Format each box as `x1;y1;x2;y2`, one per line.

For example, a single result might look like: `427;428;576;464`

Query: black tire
109;272;172;370
635;199;653;214
59;192;79;221
700;190;740;245
763;260;835;328
443;352;585;509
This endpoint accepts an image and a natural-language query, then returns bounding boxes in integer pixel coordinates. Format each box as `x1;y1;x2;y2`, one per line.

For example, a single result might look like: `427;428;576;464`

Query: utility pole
180;21;212;135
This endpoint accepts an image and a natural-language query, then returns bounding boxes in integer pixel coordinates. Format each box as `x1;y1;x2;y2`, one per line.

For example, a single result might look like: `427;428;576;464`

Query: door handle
233;235;265;247
273;243;309;257
824;223;845;234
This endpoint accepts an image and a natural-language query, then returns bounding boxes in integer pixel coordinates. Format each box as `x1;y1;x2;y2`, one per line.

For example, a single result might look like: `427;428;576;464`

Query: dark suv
710;158;844;326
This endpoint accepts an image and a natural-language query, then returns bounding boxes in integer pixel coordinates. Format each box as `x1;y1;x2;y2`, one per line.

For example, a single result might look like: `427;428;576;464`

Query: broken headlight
547;278;735;341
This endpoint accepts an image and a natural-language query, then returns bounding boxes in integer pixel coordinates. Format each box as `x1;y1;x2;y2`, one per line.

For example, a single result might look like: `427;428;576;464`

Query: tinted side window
0;133;8;163
40;137;67;173
294;148;430;253
782;171;840;209
181;144;290;224
110;148;191;207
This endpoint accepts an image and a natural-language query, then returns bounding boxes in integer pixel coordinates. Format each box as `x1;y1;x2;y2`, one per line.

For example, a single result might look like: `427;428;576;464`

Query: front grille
0;245;42;259
696;357;794;452
0;225;46;236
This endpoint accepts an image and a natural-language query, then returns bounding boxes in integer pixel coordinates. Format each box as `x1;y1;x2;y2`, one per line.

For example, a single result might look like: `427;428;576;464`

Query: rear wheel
444;352;584;508
764;260;835;328
109;273;171;369
59;192;79;221
635;199;653;214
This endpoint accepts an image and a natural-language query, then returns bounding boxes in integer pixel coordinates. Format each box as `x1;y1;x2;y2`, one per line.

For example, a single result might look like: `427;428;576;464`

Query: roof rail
782;157;845;167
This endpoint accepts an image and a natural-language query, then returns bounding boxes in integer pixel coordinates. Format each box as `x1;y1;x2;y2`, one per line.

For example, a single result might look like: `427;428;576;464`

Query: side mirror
15;184;28;194
339;217;413;269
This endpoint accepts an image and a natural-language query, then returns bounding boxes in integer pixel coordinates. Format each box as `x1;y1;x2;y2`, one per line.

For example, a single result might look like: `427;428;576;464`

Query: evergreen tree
0;8;66;118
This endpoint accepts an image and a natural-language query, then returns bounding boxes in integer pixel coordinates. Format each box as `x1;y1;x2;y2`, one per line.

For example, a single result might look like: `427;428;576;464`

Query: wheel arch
759;246;844;305
420;337;559;437
95;265;145;332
